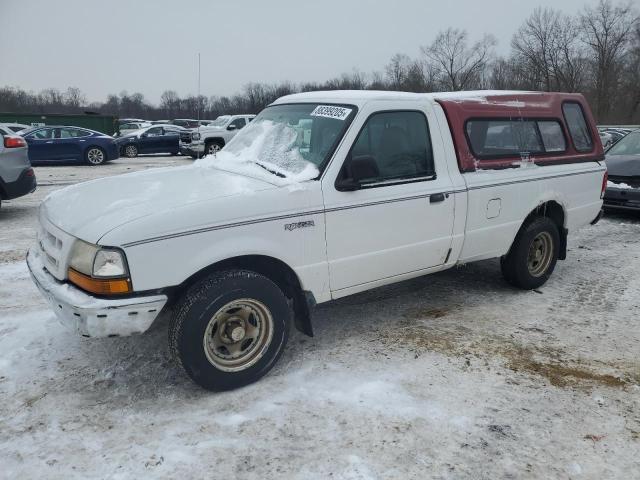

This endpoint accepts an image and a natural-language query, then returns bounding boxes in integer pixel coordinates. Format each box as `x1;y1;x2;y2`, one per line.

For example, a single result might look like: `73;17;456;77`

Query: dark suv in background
0;132;36;208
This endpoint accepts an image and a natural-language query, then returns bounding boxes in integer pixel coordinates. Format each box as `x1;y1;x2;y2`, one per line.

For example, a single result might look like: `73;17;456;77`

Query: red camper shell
434;91;604;172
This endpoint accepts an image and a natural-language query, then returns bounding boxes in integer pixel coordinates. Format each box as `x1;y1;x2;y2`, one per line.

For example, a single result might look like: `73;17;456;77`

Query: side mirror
140;133;148;138
335;155;380;191
227;124;237;131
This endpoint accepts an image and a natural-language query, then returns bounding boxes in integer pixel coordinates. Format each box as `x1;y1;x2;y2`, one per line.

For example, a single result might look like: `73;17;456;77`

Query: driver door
138;126;163;153
321;104;455;295
24;127;55;162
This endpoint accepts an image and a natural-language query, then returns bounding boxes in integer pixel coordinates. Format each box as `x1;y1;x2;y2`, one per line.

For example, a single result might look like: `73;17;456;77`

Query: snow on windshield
197;119;319;185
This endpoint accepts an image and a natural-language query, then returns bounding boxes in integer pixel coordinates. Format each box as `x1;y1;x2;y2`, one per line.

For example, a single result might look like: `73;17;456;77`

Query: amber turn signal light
68;268;132;295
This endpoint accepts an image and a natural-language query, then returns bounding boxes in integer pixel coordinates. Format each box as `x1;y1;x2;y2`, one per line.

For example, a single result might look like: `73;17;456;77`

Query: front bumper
27;248;167;338
179;141;204;157
603;186;640;211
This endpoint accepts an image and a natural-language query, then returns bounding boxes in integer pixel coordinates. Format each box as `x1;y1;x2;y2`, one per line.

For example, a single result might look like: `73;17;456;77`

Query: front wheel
169;270;291;391
123;144;138;158
86;147;106;165
501;217;560;289
205;141;223;156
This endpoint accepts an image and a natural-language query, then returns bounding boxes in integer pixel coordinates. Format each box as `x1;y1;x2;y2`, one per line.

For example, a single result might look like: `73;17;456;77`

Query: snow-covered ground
1;157;639;479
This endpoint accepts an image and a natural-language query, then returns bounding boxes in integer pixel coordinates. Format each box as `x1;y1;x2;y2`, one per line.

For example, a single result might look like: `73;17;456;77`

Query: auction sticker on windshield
310;105;352;121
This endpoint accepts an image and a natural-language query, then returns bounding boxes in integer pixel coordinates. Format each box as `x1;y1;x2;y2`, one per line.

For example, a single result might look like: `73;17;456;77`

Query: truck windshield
199;103;357;183
210;116;231;127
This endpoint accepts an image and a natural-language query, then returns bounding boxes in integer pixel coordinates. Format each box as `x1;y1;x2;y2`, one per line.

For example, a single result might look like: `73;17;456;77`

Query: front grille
39;224;63;273
37;211;75;281
180;132;192;144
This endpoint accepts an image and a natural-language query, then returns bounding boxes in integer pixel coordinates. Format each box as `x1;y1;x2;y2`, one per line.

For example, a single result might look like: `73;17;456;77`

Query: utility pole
197;52;201;122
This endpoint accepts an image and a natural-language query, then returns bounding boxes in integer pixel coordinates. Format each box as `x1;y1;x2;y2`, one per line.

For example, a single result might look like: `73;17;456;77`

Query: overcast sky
1;0;590;104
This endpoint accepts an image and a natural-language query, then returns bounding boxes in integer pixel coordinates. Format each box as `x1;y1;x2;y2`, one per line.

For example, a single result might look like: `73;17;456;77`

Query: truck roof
274;89;581;107
274;90;603;172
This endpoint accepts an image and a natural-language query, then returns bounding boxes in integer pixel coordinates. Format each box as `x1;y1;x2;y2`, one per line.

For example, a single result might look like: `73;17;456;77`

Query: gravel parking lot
1;157;639;479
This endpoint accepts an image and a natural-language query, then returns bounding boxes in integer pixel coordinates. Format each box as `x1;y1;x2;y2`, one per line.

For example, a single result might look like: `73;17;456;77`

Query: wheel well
85;145;105;155
523;201;567;260
205;138;225;146
175;255;314;337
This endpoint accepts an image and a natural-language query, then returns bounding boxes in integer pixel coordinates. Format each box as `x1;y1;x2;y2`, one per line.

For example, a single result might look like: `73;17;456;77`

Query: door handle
430;193;446;203
45;141;53;144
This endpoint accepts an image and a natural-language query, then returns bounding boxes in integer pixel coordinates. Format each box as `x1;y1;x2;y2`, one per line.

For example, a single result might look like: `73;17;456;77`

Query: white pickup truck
28;90;607;391
180;114;255;158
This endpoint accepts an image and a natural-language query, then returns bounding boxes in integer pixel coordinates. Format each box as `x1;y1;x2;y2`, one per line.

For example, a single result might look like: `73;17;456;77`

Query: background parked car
0;125;17;136
180;114;255;158
19;126;119;165
170;118;199;128
0;123;29;133
603;129;640;211
115;124;185;157
0;131;36;208
118;121;152;136
599;131;613;148
602;128;632;146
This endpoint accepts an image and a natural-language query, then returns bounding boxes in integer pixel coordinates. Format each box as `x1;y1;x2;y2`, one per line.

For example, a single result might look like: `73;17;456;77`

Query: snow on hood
41;165;274;244
196;119;319;186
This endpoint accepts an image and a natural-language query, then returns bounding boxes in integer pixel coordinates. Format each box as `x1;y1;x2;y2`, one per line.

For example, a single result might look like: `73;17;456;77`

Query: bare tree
511;8;585;92
422;28;496;91
385;53;411;89
64;87;86;108
580;0;638;120
622;24;640;121
160;90;179;117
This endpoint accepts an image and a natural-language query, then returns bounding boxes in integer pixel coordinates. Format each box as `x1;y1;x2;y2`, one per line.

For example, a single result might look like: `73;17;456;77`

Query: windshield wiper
254;161;287;178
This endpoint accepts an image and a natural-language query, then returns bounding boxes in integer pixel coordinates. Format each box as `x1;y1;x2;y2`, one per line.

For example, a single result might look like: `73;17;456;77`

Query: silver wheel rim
527;231;553;277
207;143;221;155
87;148;104;164
203;298;274;372
125;145;137;157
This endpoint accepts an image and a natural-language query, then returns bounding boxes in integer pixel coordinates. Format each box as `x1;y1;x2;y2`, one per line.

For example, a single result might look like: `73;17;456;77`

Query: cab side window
229;118;247;130
146;127;163;137
562;102;593;152
342;111;434;185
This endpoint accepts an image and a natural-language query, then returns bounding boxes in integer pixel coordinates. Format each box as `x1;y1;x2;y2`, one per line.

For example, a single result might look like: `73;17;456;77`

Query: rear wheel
501;217;560;289
124;144;138;158
169;270;291;391
86;147;106;165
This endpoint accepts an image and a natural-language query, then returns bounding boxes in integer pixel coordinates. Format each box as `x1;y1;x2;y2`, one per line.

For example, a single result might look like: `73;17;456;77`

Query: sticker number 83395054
310;105;352;121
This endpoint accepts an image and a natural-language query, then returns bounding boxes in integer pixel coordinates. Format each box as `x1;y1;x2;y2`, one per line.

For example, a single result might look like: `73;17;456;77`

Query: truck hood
41;165;275;244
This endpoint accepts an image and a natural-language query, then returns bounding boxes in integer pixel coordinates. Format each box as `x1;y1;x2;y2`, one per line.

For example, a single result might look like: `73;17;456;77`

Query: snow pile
607;180;636;190
196;120;319;186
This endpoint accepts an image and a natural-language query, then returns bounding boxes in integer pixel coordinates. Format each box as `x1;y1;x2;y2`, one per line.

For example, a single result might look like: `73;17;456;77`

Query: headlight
93;249;127;277
68;240;131;295
69;240;99;275
191;132;201;141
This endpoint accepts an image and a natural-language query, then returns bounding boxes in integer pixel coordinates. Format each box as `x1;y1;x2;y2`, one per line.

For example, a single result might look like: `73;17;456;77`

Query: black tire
123;144;138;158
85;146;106;165
189;154;198;160
205;140;224;156
501;217;560;290
169;269;291;391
